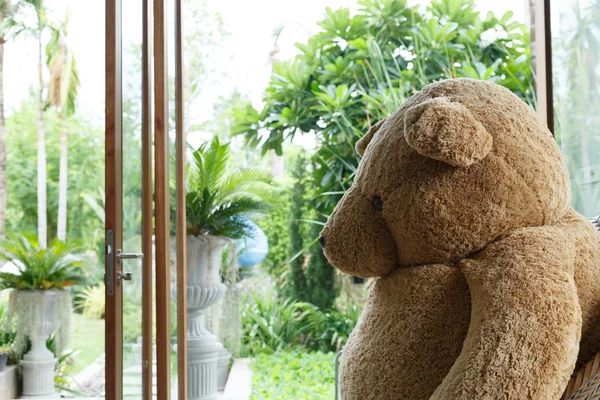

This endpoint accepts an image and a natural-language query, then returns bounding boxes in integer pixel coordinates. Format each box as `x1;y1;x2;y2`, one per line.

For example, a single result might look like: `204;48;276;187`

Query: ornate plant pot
185;235;228;400
21;290;61;398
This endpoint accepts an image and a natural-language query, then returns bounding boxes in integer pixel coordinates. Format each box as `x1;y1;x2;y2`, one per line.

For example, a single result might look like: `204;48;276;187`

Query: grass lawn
70;314;104;375
250;351;336;400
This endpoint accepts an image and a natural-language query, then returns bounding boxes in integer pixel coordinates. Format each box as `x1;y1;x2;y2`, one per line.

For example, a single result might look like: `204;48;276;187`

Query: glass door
105;0;153;398
106;0;186;398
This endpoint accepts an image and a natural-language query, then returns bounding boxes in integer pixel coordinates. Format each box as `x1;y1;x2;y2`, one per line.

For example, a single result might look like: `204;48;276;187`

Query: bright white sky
4;0;527;136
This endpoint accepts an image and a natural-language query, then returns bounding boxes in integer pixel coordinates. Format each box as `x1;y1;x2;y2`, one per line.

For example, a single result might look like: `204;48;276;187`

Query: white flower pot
21;290;61;398
185;235;228;400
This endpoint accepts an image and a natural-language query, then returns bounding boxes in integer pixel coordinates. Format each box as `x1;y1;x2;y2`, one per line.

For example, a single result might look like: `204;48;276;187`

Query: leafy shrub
304;305;361;353
241;275;360;355
74;283;105;319
256;186;290;279
250;351;335;400
241;282;319;356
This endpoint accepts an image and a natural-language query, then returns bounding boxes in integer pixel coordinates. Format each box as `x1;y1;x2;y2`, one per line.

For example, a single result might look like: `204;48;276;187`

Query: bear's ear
404;97;492;167
355;119;386;157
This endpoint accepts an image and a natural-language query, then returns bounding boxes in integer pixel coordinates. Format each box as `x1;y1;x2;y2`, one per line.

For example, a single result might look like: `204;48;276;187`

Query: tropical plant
0;235;87;290
185;136;273;239
233;0;533;215
74;282;105;319
46;11;80;241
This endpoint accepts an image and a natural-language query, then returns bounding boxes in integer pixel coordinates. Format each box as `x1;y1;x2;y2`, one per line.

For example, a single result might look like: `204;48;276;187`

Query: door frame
105;0;123;397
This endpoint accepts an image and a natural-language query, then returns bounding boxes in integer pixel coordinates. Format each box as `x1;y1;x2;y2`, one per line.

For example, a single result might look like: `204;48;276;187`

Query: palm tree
24;0;48;248
185;136;273;238
46;12;79;242
0;1;25;239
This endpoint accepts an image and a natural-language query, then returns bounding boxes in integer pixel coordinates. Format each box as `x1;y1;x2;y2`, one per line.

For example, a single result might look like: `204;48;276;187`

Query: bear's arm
430;225;581;400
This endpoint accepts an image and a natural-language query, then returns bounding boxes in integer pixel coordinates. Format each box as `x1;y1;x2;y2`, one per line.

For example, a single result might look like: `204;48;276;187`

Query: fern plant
185;137;273;239
0;235;87;290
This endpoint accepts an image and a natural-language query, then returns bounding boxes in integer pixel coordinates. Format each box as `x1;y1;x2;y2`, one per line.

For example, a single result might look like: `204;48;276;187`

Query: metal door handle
117;250;144;262
106;229;143;296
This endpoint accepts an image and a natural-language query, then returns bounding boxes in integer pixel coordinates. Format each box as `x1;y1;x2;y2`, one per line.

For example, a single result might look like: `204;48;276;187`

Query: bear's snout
321;185;398;278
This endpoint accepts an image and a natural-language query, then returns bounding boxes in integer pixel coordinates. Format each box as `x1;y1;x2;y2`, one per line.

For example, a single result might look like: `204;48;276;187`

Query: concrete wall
0;365;17;400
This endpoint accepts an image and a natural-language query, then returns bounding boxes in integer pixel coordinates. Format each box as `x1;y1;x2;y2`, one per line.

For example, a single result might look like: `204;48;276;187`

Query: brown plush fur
320;78;600;399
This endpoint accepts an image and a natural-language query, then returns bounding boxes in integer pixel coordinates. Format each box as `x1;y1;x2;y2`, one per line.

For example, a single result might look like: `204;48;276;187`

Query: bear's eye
374;195;384;211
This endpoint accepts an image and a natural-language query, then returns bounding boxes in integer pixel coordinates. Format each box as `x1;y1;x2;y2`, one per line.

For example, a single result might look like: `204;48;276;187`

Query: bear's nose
318;236;326;249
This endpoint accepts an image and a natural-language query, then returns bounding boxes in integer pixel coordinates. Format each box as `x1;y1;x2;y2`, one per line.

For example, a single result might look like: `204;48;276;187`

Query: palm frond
185;137;274;238
0;235;87;290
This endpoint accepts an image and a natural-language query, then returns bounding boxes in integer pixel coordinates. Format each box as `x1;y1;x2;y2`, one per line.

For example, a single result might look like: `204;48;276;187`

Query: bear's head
320;78;570;278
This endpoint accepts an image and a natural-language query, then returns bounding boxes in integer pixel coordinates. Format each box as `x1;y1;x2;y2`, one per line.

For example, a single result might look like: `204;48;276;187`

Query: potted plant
181;137;273;399
0;235;86;398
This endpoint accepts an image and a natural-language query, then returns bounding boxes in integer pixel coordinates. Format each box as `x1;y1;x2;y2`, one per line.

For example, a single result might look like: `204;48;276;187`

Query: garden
0;0;596;398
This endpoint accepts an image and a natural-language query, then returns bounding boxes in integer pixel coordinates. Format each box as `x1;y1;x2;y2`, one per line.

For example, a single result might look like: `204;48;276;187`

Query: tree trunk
37;35;47;248
56;117;67;241
56;118;68;241
0;39;7;239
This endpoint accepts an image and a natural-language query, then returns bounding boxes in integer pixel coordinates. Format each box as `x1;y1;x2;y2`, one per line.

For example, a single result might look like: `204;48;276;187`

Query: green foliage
256;186;290;278
250;351;335;400
6;98;105;249
305;217;338;310
0;298;15;364
284;155;310;302
47;335;80;394
241;277;359;355
0;235;87;290
241;284;318;356
185;136;274;239
303;305;361;353
74;283;105;319
233;0;533;214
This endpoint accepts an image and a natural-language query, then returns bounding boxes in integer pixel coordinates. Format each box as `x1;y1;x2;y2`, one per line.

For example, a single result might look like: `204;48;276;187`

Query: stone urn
185;235;228;400
20;290;61;399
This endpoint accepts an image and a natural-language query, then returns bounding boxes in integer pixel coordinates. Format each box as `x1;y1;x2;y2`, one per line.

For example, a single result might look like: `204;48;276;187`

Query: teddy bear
319;78;600;399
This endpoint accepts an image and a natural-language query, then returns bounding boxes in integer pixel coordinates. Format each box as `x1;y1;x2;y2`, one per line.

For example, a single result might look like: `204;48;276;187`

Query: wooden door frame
153;0;172;397
531;0;554;133
174;0;188;397
105;0;123;397
141;0;154;398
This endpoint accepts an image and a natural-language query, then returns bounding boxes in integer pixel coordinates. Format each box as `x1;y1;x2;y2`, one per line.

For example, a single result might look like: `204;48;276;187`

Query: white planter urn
21;290;61;399
185;235;228;400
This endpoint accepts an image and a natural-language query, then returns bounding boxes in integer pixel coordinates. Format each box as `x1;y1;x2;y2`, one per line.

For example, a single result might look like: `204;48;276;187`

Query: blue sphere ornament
237;220;269;267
